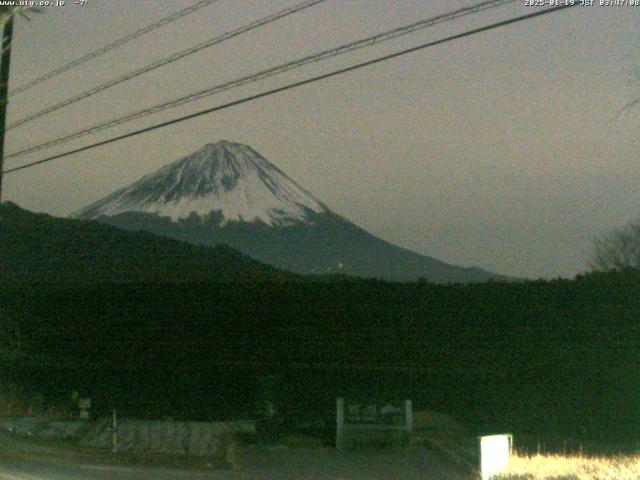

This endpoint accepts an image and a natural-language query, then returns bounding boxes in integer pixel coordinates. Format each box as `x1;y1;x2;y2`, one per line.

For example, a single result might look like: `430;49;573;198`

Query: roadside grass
496;451;640;480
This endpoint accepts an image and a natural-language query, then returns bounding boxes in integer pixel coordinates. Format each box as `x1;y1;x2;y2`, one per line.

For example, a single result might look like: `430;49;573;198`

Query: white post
112;409;117;454
404;400;413;447
404;400;413;433
479;434;512;480
336;398;345;450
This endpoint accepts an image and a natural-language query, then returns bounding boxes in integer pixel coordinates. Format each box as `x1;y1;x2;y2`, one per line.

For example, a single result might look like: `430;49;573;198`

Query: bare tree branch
589;221;640;271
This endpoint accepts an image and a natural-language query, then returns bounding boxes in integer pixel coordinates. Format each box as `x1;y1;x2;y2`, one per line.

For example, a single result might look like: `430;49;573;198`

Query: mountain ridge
74;141;509;283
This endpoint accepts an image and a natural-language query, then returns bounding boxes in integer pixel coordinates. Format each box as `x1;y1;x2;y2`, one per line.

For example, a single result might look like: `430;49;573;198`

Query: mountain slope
74;141;507;283
0;202;293;284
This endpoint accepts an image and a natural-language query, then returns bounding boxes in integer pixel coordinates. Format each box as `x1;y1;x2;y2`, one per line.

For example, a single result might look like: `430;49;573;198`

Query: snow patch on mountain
73;141;327;226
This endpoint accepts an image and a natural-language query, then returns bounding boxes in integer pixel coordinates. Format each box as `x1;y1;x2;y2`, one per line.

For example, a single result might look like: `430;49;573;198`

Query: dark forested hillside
0;202;294;283
2;270;639;448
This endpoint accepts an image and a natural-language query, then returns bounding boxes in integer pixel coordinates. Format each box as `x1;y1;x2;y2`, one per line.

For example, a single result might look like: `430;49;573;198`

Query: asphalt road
0;457;237;480
0;435;472;480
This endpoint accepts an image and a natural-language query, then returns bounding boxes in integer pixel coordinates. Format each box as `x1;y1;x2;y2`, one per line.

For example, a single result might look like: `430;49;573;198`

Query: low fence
0;416;255;456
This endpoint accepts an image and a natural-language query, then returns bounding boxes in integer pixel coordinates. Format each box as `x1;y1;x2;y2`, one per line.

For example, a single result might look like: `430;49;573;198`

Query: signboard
336;398;412;449
78;398;91;419
345;402;406;425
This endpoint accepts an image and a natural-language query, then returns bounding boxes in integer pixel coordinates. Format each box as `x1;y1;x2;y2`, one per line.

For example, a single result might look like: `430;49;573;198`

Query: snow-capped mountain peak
73;141;327;226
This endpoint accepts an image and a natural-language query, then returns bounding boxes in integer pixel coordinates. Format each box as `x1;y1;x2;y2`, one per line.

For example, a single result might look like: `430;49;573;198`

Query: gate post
404;399;413;445
336;397;345;450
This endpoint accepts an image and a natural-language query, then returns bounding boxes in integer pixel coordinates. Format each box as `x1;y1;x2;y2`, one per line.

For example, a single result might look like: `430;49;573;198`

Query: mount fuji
73;141;504;283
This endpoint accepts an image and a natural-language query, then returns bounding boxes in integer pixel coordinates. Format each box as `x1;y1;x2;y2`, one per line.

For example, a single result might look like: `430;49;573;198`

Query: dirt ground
236;445;475;479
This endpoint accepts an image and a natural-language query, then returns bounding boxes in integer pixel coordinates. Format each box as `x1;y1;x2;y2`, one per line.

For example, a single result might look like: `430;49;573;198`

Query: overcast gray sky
4;0;639;279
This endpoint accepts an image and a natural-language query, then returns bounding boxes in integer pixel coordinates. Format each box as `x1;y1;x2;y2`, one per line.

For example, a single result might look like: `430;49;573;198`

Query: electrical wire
6;0;329;129
6;0;516;160
3;4;578;176
9;0;221;98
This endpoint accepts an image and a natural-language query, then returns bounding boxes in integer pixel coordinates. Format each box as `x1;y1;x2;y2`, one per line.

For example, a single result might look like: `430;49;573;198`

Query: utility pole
0;9;14;204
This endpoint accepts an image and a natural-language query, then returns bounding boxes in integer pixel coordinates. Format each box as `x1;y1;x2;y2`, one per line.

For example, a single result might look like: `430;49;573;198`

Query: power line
3;4;578;176
9;0;220;98
6;0;516;160
6;0;329;130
